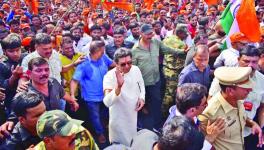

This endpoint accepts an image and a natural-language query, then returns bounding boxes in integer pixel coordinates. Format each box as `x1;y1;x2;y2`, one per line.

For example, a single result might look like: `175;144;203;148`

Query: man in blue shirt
178;44;210;89
71;40;115;144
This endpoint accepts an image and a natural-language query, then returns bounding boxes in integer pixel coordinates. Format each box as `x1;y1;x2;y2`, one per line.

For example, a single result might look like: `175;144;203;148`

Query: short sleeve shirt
21;50;62;83
199;93;246;150
73;54;112;102
208;71;264;137
59;53;82;94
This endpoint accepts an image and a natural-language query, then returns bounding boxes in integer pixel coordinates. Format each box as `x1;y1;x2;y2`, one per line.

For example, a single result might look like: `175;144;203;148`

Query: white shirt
103;65;145;146
126;35;139;44
244;71;264;136
21;50;62;83
103;35;114;46
209;71;264;137
165;30;174;38
81;37;108;56
153;34;162;41
184;34;194;48
161;26;173;38
73;36;92;55
214;47;239;68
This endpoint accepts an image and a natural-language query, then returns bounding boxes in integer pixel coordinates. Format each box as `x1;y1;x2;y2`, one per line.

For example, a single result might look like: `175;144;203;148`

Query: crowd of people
0;0;264;149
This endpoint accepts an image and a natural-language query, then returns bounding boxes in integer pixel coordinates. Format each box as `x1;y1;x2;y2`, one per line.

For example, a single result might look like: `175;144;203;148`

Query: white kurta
213;47;239;68
103;65;145;146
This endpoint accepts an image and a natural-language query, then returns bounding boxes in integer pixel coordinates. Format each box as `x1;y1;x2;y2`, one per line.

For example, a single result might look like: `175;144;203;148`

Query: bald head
195;44;209;56
193;44;209;71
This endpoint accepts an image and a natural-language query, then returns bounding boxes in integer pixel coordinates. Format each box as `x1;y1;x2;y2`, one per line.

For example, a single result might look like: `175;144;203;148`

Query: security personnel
34;110;99;150
162;24;189;117
199;67;263;150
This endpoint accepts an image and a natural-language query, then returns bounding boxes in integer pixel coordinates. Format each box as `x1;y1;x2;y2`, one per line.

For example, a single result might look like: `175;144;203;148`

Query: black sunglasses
120;61;132;67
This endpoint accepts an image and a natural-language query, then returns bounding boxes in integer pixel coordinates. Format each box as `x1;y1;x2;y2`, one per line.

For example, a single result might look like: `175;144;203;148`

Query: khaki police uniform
199;92;246;150
199;67;253;150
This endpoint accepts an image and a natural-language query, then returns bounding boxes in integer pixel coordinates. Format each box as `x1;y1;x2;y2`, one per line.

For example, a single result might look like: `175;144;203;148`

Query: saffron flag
145;0;154;10
25;0;39;15
102;2;134;12
220;0;260;48
204;0;219;6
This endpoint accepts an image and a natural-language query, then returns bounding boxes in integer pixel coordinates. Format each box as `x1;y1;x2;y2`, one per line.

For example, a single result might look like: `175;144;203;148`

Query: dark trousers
139;80;162;130
0;105;6;125
245;134;264;150
84;101;106;135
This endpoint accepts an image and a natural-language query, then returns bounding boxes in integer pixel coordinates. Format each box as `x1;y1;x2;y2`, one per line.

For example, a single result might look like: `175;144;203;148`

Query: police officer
199;67;263;150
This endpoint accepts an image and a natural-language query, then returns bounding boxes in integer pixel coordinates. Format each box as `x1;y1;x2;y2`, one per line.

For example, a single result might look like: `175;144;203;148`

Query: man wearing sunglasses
103;48;145;146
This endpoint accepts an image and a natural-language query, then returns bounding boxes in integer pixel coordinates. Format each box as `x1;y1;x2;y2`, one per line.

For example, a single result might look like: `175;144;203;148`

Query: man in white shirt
70;26;92;55
214;32;249;68
19;33;62;86
126;22;140;44
101;22;114;45
103;48;145;146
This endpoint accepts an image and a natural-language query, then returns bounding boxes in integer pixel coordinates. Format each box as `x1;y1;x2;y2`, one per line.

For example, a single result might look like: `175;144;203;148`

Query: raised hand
115;69;124;88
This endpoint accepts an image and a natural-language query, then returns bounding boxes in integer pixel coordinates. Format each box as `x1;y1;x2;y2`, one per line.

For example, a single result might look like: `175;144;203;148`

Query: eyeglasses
120;61;132;67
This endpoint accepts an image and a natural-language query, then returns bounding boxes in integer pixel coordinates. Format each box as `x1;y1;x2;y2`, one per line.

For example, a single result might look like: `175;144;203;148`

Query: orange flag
236;0;261;42
24;0;39;15
204;0;219;6
102;2;134;12
145;0;154;10
90;0;101;9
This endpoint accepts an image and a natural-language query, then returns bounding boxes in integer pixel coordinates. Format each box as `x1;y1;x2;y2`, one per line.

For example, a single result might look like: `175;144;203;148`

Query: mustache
45;52;52;55
40;75;49;79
